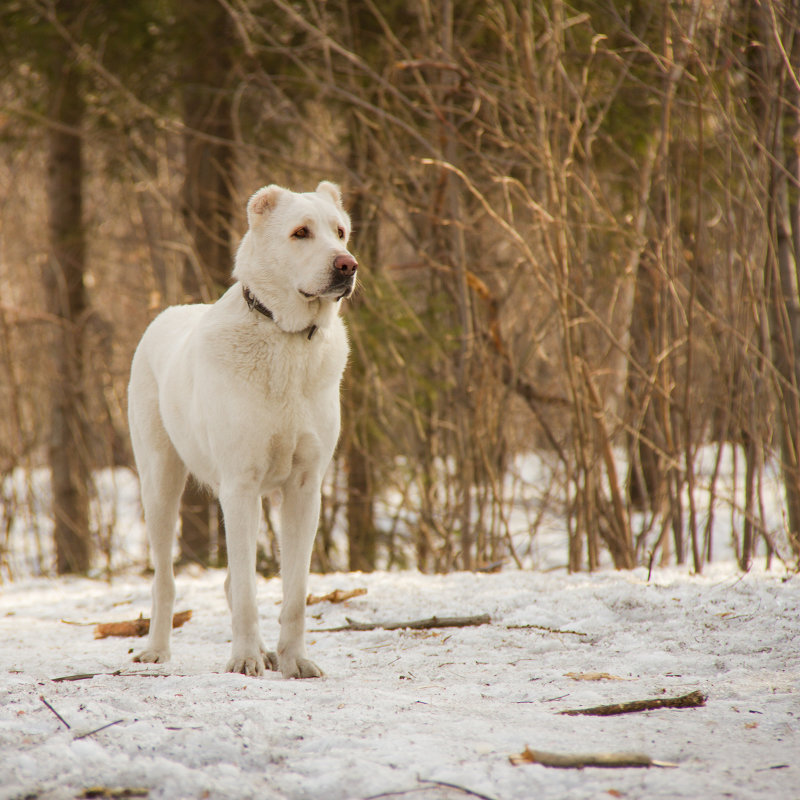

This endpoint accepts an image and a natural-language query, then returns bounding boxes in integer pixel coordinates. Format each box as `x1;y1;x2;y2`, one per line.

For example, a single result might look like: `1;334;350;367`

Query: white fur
128;182;356;678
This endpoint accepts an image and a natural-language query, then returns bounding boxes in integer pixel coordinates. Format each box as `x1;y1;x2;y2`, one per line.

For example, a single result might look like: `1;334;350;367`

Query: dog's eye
292;226;310;240
337;227;345;240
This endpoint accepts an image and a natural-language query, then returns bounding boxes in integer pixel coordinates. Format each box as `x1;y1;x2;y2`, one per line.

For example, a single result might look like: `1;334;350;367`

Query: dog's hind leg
133;447;187;665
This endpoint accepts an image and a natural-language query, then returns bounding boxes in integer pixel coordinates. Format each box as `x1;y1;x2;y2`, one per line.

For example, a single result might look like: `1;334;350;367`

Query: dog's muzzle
302;254;358;300
330;254;358;299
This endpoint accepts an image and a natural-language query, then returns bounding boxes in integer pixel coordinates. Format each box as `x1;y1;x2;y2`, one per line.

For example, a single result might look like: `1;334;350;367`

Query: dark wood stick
73;719;125;740
311;613;491;633
39;695;71;729
559;690;707;716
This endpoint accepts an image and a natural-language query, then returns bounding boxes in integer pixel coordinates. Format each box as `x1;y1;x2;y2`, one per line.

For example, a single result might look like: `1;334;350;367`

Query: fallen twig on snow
52;670;179;682
418;778;500;800
506;623;587;636
559;689;707;716
306;588;367;605
80;787;148;798
41;694;125;742
40;695;71;729
93;610;192;639
362;779;498;800
74;719;125;740
509;746;677;769
53;671;122;682
311;613;491;633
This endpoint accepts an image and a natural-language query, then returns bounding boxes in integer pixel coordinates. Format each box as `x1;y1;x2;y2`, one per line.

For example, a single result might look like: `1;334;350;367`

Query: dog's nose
334;254;358;277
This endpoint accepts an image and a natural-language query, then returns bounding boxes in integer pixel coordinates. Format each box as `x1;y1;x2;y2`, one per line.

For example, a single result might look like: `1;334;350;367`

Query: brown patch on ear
247;185;284;225
315;180;343;210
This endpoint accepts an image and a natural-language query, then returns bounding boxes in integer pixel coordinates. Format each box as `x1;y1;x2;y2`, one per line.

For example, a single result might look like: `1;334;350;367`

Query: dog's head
235;182;358;313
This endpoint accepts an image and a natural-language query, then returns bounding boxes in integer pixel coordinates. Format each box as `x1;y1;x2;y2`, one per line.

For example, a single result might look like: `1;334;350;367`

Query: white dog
127;181;357;678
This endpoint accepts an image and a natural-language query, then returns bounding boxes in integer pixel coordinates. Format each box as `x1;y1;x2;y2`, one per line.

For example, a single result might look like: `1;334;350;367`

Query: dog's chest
233;329;344;400
201;312;348;431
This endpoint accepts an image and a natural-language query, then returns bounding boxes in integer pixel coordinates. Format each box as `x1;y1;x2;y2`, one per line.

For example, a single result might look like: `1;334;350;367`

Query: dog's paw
279;655;324;679
226;652;266;677
133;648;170;664
263;649;279;672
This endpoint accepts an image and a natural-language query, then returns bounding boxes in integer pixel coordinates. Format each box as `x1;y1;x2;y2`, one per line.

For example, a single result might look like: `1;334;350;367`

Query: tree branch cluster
1;0;798;576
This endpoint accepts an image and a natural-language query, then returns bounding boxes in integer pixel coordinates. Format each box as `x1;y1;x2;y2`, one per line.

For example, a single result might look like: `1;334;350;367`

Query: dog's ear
315;181;344;210
247;185;284;226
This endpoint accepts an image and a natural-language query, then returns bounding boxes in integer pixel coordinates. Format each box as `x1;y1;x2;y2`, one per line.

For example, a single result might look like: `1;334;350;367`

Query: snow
1;449;797;798
1;565;798;799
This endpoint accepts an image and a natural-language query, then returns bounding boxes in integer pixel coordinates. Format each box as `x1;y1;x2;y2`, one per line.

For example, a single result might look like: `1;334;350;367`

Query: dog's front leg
277;478;323;678
220;487;267;676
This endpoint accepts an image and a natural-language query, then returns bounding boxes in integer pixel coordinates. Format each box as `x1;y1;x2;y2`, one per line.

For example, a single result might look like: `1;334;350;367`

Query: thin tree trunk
45;40;91;575
755;0;800;563
347;435;376;572
781;4;800;561
342;172;377;572
741;431;757;571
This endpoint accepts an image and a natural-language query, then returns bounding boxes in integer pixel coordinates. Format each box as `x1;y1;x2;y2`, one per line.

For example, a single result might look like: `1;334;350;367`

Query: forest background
1;0;799;580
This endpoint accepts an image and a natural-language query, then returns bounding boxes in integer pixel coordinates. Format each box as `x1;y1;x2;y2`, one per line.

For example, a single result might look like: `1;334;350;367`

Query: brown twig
93;610;192;639
559;690;707;716
311;613;490;633
506;623;587;636
306;588;367;605
80;787;148;798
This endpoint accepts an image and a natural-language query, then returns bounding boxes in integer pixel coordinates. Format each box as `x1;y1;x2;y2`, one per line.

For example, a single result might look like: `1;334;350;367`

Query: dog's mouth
299;276;356;301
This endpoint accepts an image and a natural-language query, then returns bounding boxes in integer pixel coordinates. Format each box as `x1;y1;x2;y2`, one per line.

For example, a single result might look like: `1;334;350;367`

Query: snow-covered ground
1;450;797;798
1;564;797;799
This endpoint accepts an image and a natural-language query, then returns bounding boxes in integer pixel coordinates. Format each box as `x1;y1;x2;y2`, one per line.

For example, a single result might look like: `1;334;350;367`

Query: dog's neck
242;284;319;341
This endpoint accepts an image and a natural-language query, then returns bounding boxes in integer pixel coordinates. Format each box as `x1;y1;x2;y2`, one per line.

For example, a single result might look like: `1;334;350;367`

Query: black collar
242;285;318;340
